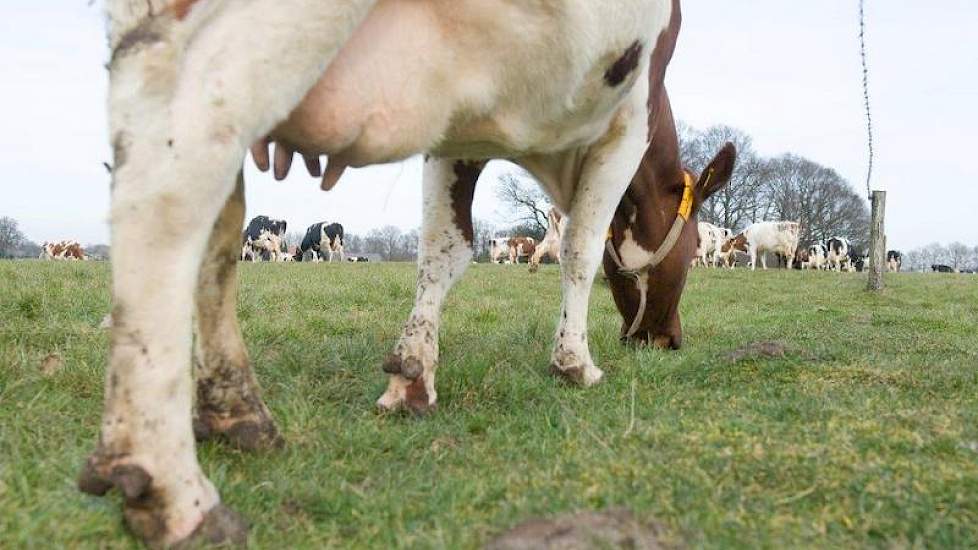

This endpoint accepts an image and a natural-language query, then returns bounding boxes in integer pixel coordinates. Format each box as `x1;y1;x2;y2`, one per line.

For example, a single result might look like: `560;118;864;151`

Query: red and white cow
507;236;536;265
529;208;567;272
40;240;87;260
86;1;686;545
693;221;731;267
725;221;800;270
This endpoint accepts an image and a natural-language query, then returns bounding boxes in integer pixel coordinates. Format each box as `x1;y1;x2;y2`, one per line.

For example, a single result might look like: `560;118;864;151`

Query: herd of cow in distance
42;216;964;274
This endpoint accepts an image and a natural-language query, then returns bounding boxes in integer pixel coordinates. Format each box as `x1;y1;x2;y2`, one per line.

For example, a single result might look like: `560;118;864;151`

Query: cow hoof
172;504;249;549
193;414;284;451
377;376;437;414
549;363;604;387
381;353;423;380
79;458;246;548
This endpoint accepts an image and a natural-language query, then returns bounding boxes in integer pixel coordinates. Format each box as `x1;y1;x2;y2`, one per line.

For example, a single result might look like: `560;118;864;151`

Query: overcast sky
2;1;976;250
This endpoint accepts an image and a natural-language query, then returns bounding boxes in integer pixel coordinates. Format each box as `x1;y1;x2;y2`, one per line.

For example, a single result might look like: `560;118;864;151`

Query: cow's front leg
378;157;484;413
545;108;648;386
80;1;377;545
193;174;283;451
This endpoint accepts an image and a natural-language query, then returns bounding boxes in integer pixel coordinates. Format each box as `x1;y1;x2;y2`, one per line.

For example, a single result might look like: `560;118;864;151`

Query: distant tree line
679;123;871;251
901;242;978;272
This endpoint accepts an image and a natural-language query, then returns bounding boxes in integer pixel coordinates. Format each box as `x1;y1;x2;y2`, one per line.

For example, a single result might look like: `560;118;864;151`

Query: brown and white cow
507;236;536;265
529;208;567;272
86;0;688;545
723;221;800;271
40;240;87;260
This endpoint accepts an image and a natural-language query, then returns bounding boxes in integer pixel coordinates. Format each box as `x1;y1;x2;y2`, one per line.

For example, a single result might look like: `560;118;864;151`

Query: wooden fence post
867;190;886;291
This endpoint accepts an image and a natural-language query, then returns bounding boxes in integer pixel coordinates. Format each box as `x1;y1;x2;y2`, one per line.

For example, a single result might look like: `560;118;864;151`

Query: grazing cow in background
296;222;345;262
241;215;287;261
529;208;567;272
347;256;369;263
887;250;902;272
488;238;510;264
728;221;800;270
717;234;745;268
251;231;286;262
508;236;537;264
693;222;731;267
86;0;690;545
40;240;87;260
802;243;827;270
932;264;955;273
845;249;867;272
824;237;850;272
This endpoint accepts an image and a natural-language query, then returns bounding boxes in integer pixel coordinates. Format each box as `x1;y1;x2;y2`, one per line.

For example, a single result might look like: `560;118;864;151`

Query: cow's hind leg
193;174;283;451
378;157;484;413
79;2;376;546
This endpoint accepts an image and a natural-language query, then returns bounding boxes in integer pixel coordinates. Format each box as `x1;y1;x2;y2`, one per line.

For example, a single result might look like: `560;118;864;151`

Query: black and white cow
932;264;955;273
296;222;345;262
241;215;287;261
825;237;850;272
846;248;867;272
887;250;902;272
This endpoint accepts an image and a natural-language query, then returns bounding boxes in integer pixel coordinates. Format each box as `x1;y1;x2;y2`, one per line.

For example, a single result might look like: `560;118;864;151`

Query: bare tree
365;225;403;261
948;242;970;270
680;125;769;231
495;169;551;235
0;217;27;258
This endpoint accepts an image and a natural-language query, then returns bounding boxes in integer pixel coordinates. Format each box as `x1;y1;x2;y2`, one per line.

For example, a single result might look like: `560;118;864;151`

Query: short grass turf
1;260;977;548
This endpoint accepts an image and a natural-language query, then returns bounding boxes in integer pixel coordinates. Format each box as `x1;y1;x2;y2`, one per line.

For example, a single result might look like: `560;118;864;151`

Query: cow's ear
694;142;736;205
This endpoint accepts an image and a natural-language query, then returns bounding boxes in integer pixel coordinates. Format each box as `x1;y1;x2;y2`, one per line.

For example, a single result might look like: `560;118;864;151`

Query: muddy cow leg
193;173;283;451
544;88;649;386
78;1;377;546
378;157;484;413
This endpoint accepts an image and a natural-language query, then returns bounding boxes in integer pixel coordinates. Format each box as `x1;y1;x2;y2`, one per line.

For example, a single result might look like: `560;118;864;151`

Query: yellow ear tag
678;172;695;221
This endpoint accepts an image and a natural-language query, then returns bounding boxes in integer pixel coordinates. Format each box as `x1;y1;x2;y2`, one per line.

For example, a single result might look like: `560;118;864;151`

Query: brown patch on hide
604;40;643;86
725;341;787;363
171;0;202;20
450;160;483;244
722;234;748;254
404;378;434;415
487;508;668;550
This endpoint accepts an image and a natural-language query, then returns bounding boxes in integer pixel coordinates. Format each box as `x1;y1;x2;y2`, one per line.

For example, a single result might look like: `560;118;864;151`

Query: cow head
605;142;736;350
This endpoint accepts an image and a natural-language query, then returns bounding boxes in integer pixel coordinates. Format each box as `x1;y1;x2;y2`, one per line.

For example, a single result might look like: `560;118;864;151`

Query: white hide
742;221;800;271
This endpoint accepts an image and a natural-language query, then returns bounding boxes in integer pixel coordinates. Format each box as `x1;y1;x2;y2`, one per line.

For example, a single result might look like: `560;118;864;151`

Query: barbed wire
859;0;875;199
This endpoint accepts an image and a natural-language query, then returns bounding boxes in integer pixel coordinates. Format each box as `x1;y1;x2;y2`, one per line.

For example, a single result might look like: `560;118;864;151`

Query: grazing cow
529;208;567;272
802;243;827;270
824;237;850;272
488;237;510;264
40;240;87;260
887;250;902;272
693;222;731;267
508;236;537;264
716;234;745;268
727;222;800;271
346;256;369;262
250;231;286;262
296;222;345;262
87;1;688;545
845;249;867;272
932;264;955;273
241;215;287;261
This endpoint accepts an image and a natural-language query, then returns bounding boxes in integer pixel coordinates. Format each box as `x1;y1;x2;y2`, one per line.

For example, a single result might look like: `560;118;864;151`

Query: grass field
2;260;977;548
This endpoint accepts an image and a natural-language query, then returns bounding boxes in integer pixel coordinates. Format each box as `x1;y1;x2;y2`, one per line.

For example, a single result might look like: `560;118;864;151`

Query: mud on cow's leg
193;174;283;451
543;94;649;387
378;157;485;414
80;1;377;546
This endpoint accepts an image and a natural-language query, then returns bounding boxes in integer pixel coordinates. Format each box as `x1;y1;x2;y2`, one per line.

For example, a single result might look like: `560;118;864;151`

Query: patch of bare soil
725;341;787;363
486;508;668;550
39;353;64;376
